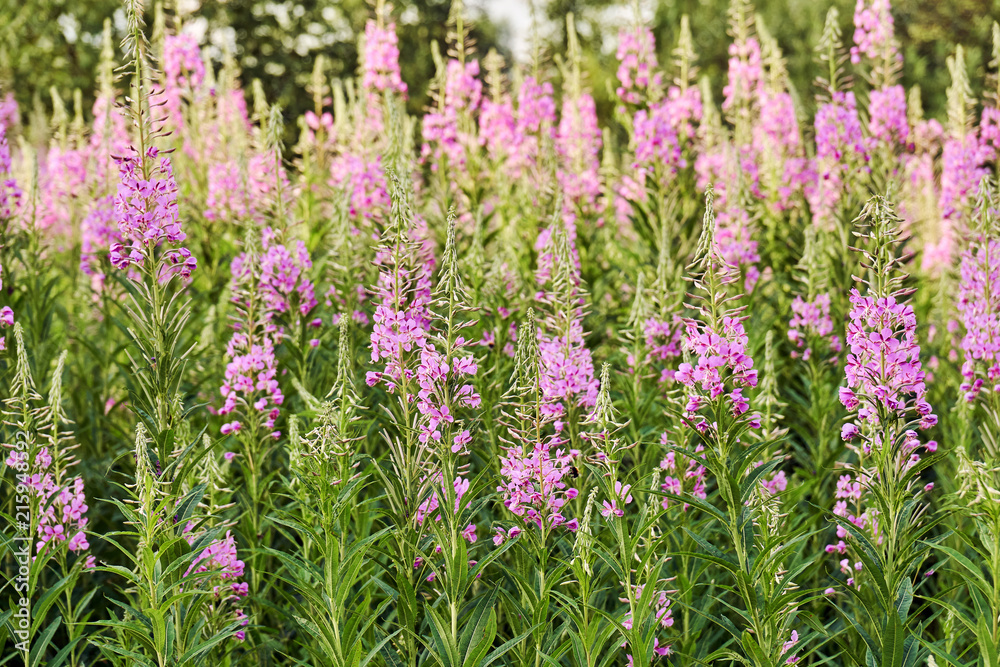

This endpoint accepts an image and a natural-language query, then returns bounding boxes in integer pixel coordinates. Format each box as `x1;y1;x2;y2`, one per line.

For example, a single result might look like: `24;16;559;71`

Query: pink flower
361;21;407;95
781;630;800;664
788;293;841;360
615;26;663;106
498;437;578;532
452;429;472;454
110;146;195;279
851;0;896;65
600;481;634;519
840;289;936;434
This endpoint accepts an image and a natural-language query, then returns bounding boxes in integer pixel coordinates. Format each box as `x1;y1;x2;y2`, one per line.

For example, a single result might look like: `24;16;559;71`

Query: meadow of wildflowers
4;0;1000;665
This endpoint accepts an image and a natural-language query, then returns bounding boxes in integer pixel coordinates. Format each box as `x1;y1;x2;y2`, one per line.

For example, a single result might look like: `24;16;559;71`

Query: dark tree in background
0;0;507;142
193;0;507;129
1;0;118;132
2;0;999;142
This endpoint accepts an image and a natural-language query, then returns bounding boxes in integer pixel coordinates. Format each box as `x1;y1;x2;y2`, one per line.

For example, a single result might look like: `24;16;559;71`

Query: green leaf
894;577;913;622
683;527;738;570
173;482;208;525
460;588;499;665
481;626;537;667
978;615;1000;667
881;612;905;667
28;616;61;667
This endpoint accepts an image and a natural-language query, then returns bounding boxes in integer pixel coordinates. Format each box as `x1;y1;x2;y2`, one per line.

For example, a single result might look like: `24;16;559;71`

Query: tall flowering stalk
850;0;910;168
620;254;684;446
833;194;939;664
27;351;96;666
407;212;491;661
494;305;582;667
0;117;18;353
37;89;89;240
928;183;1000;662
421;1;482;208
92;1;246;661
695;0;765;292
753;21;810;216
620;17;703;216
217;229;289;600
809;8;869;230
366;171;436;667
535;229;599;446
1;328;96;665
108;0;199;467
556;14;602;228
584;364;676;666
324;3;406;229
0;117;21;224
478;53;556;184
615;23;663;112
0;114;20;354
785;228;846;496
271;318;390;664
669;188;810;665
958;182;1000;447
925;47;993;272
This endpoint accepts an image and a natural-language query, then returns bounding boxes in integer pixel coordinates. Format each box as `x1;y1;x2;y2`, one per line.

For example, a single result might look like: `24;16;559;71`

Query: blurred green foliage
2;0;999;137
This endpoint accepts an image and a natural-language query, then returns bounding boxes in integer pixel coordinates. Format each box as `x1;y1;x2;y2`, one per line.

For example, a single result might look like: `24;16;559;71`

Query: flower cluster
479;77;556;181
620;582;674;665
4;447;94;564
781;631;801;664
676;315;760;424
0;120;21;221
218;248;286;437
80;196;119;280
361;21;407;96
497;437;580;532
163;34;206;125
850;0;895;65
600;480;633;519
808;92;867;225
184;531;249;640
556;92;602;222
109;146;196;280
331;153;391;222
868;85;909;149
957;237;1000;400
414;340;481;450
615;26;663;106
659;433;708;510
39;142;89;237
636;315;685;383
219;332;283;437
421;60;483;172
414;474;478;543
826;472;878;575
0;263;11;351
535;233;599;429
537;318;600;429
787;292;842;360
722;36;763;113
258;227;318;322
205;162;251;223
839;289;936;439
630;99;684;189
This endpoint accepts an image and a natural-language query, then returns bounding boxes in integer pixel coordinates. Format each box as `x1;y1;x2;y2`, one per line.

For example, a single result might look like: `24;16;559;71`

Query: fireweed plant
8;0;1000;664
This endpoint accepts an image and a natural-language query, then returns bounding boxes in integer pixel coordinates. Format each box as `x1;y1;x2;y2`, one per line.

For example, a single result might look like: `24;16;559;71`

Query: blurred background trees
2;0;998;141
